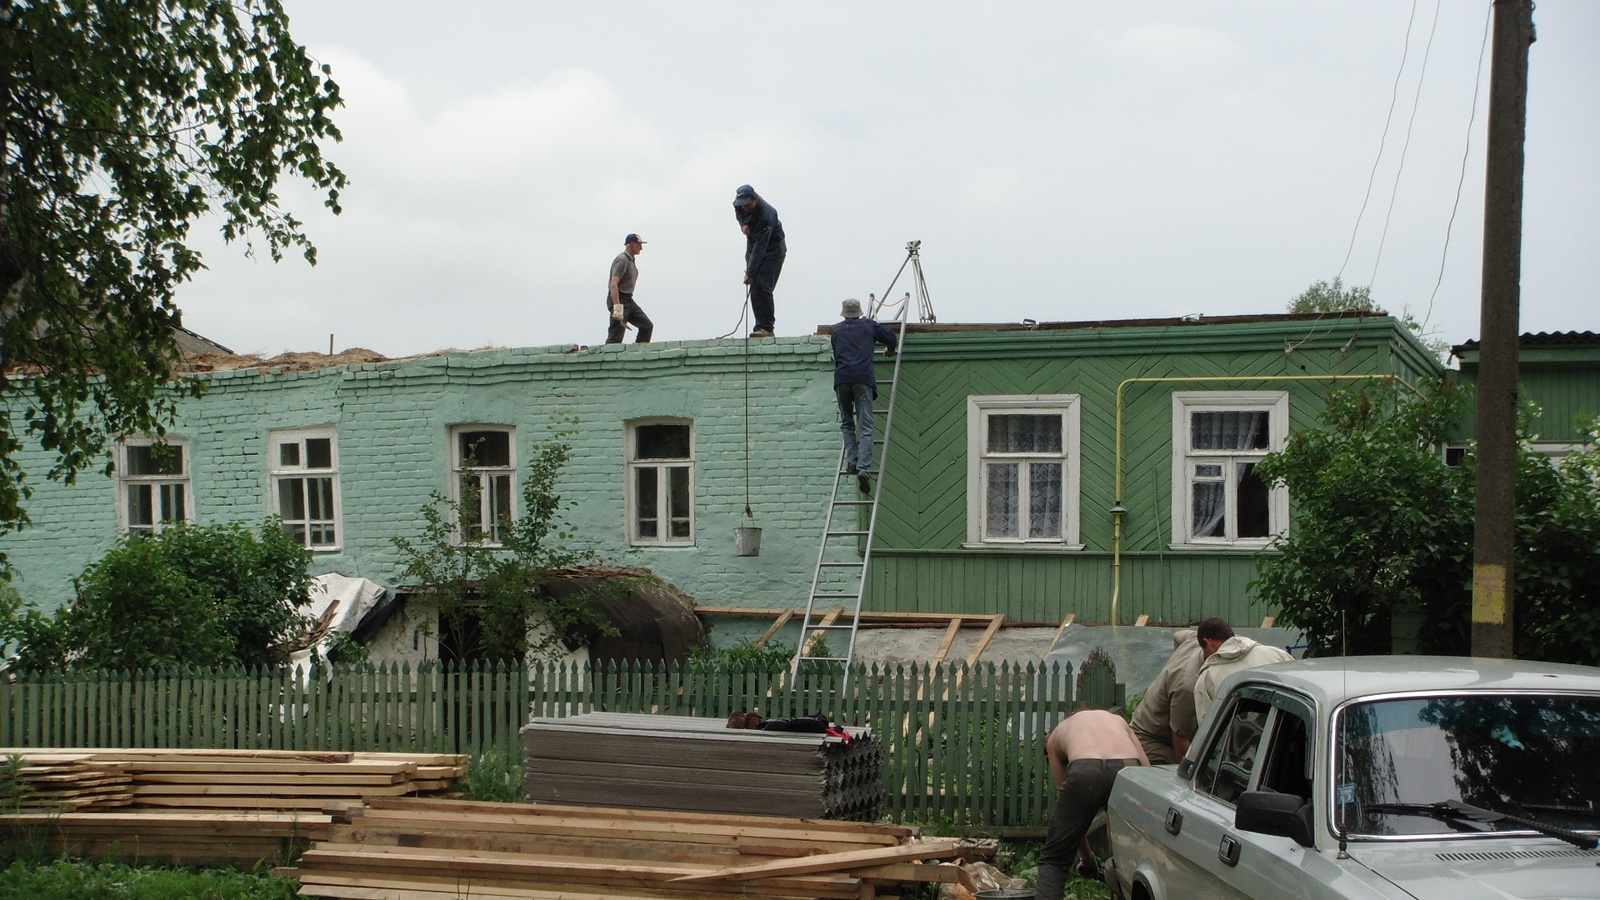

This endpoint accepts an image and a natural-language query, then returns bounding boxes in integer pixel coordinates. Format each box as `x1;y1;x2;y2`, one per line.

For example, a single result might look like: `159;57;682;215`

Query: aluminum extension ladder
789;296;912;690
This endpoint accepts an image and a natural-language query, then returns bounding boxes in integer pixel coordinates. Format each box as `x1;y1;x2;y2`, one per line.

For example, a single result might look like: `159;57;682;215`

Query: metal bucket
975;891;1035;900
734;526;762;557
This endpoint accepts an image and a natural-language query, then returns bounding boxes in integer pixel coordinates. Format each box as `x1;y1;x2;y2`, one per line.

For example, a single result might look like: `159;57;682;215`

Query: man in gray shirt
605;233;652;344
1129;629;1203;765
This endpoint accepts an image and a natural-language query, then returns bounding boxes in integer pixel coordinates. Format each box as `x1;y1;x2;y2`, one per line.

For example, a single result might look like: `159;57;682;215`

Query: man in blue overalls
831;299;897;493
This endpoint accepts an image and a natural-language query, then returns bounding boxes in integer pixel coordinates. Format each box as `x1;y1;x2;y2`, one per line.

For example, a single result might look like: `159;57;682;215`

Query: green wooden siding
865;318;1443;623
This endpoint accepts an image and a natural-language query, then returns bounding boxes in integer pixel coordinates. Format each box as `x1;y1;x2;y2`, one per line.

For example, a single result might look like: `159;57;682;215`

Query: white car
1106;656;1600;900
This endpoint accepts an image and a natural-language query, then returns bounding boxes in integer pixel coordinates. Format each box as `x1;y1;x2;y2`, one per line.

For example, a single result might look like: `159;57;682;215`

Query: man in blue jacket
831;299;897;493
733;184;785;338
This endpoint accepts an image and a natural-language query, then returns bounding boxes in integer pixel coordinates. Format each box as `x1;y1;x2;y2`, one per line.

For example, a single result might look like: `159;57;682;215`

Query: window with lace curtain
966;395;1081;547
1171;392;1288;548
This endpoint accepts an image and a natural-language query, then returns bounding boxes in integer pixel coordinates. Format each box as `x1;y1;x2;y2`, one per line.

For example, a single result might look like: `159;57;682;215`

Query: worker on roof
831;299;896;494
733;184;785;338
605;233;652;345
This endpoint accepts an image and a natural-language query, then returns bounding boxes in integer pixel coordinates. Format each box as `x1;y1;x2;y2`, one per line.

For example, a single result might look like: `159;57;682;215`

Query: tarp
288;573;389;677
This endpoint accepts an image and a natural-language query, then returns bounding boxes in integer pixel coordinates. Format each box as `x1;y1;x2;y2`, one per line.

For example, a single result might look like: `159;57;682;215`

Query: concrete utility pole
1472;0;1534;659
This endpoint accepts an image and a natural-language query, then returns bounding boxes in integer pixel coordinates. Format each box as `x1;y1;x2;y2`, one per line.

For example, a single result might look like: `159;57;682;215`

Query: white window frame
965;395;1082;548
626;418;695;546
1171;391;1289;549
116;437;193;534
268;426;343;551
450;425;516;546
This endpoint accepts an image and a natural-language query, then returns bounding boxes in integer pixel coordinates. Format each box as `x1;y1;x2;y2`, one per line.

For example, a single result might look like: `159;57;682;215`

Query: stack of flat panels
521;713;884;821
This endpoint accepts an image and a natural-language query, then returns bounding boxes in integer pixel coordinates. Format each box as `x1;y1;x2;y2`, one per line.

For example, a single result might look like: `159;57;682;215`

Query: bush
5;520;312;672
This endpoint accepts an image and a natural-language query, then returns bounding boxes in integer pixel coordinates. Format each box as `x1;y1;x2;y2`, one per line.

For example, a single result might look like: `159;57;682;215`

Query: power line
1369;0;1445;289
1338;0;1421;283
1423;1;1494;334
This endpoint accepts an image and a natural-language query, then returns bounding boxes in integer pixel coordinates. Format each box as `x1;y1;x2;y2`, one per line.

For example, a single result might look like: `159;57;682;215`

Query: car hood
1346;838;1600;900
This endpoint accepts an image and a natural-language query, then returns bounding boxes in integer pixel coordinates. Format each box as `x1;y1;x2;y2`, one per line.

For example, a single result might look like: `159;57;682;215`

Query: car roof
1222;655;1600;707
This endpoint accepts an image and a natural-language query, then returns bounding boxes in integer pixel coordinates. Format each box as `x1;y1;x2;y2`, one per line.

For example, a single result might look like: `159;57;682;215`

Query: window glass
1257;706;1313;803
306;437;333;469
125;444;183;476
1175;394;1285;546
1336;694;1600;838
118;440;190;533
1191;411;1269;451
635;467;660;538
1196;695;1271;804
636;424;690;460
270;429;339;550
986;463;1020;537
987;414;1062;454
459;430;511;467
279;442;300;467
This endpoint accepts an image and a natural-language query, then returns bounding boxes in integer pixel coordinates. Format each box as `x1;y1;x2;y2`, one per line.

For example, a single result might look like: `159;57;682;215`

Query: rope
742;286;753;520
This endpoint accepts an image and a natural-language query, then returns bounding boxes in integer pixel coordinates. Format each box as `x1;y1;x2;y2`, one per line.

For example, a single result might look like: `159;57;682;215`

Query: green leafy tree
393;427;615;662
0;1;344;565
4;519;314;671
1288;277;1376;314
1252;379;1600;665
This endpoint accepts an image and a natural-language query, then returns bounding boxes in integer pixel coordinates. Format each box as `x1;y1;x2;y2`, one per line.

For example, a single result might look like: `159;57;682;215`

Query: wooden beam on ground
1260;616;1277;627
671;839;963;883
963;615;1005;666
752;609;795;649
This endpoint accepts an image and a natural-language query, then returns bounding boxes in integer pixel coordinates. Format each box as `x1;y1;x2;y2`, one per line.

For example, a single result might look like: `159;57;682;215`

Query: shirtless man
1037;709;1150;900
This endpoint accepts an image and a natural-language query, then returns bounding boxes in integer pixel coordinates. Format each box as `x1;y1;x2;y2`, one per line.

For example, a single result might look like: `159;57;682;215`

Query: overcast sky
176;1;1599;359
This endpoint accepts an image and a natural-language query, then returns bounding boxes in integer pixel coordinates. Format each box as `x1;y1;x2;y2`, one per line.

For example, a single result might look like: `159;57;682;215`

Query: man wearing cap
605;234;652;345
831;299;896;494
732;185;785;338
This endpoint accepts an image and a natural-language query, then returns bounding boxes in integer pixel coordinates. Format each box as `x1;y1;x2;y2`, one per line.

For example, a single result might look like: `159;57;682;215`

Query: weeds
0;859;299;899
464;747;526;803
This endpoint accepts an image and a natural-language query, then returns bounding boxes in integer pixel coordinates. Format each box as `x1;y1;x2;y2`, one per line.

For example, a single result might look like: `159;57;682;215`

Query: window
269;427;341;550
452;426;515;545
966;396;1081;546
1194;693;1271;804
1172;392;1288;547
117;438;191;533
1193;688;1313;807
626;420;693;545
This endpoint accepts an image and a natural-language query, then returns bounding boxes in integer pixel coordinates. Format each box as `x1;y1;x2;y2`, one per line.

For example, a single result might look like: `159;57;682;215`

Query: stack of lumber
289;796;986;900
522;713;885;821
0;752;134;811
0;748;468;812
0;809;332;867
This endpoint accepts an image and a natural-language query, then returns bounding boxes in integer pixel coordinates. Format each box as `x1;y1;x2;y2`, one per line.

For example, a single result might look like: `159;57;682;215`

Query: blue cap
733;184;755;206
624;233;645;245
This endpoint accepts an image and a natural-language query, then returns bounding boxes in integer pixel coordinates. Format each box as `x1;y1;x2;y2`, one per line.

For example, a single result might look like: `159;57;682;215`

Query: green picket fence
0;657;1121;827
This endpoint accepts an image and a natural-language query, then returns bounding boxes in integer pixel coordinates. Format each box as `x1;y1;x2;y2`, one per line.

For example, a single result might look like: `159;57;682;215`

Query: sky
176;1;1600;359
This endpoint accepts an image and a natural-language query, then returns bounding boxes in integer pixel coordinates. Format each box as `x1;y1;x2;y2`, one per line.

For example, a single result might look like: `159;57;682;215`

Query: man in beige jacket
1193;617;1293;721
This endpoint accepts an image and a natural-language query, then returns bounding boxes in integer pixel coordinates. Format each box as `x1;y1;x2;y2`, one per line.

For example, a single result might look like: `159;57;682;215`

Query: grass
0;860;297;900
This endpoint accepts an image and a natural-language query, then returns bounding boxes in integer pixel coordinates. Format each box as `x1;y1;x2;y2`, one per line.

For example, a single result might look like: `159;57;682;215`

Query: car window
1195;694;1271;804
1257;704;1313;804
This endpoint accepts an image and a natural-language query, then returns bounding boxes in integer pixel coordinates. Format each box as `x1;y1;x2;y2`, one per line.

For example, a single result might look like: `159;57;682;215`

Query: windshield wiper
1364;801;1598;850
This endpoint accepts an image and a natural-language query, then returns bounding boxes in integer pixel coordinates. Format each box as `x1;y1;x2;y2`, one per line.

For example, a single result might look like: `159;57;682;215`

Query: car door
1159;688;1273;899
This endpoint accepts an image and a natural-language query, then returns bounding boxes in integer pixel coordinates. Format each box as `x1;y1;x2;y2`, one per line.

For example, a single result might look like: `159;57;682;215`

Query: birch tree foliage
0;0;344;552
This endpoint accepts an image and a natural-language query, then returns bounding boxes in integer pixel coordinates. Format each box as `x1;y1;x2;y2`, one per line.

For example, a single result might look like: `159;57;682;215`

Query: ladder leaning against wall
791;242;936;690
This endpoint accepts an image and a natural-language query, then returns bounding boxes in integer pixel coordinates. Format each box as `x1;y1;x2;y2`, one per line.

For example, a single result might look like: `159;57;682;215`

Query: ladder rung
833;500;873;506
797;657;850;663
826;530;869;537
800;623;856;631
819;561;865;568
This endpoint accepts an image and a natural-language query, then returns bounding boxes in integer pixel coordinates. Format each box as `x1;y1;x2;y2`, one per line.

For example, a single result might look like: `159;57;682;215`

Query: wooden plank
1049;612;1077;648
931;618;963;663
752;609;795;649
802;605;846;656
963;615;1005;666
293;870;854;900
1260;616;1277;627
671;839;962;883
1134;614;1150;626
852;862;961;883
360;798;916;840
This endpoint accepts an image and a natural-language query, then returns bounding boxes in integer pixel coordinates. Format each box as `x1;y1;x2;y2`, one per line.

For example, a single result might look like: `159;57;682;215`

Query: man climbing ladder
831;299;897;494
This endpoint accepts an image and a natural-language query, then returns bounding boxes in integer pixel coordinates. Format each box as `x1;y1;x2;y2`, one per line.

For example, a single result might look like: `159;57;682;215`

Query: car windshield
1335;693;1600;838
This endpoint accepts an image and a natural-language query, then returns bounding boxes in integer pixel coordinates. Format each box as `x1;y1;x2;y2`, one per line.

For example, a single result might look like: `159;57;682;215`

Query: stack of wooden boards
288;796;988;900
522;712;885;821
0;748;467;811
0;748;468;866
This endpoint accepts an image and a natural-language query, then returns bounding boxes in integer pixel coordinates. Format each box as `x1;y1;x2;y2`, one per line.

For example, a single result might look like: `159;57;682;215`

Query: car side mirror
1235;791;1315;848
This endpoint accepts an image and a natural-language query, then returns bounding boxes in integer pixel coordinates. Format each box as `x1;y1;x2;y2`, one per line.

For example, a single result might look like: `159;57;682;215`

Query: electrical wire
1338;0;1421;283
1368;0;1444;288
1422;2;1494;333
